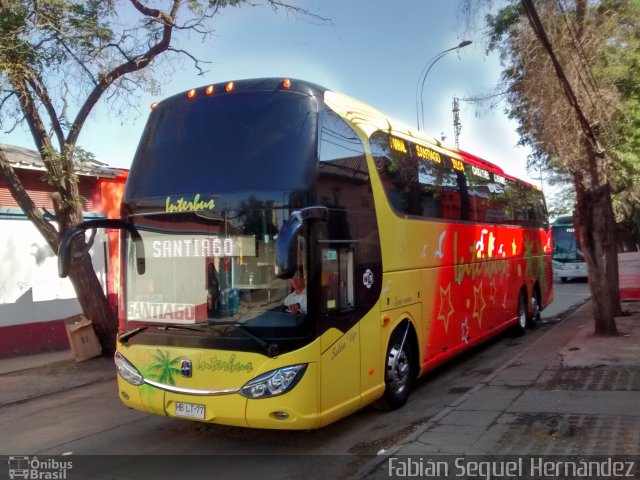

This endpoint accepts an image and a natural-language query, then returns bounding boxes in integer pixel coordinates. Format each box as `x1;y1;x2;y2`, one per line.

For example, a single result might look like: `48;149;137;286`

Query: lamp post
416;40;472;131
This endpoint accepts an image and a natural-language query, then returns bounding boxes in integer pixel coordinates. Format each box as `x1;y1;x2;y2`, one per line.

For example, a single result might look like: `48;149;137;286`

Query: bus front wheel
379;325;414;410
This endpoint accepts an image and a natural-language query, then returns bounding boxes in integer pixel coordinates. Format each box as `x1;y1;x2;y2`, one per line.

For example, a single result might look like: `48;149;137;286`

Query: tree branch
520;0;603;152
66;0;179;148
129;0;178;26
0;147;59;251
10;78;65;183
167;47;211;76
0;91;17;112
26;74;65;151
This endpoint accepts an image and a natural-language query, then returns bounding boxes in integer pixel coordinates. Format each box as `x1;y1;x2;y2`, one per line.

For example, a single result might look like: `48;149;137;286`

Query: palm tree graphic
148;350;182;385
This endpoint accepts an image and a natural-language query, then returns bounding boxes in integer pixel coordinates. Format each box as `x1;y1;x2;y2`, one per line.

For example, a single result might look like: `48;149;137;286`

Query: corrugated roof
0;143;118;178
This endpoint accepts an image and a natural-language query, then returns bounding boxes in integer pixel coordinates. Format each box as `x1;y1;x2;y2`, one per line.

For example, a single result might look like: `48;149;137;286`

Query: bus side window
321;247;354;311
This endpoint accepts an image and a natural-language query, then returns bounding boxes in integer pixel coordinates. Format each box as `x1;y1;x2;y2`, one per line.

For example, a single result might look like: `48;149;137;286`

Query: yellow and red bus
59;78;553;429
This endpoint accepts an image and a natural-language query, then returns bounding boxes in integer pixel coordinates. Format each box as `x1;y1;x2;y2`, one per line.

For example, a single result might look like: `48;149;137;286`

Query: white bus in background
551;215;587;283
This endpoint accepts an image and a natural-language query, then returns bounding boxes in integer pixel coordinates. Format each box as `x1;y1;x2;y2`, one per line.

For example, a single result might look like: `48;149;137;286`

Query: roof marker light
283;78;291;89
150;102;158;110
225;82;235;92
205;85;214;95
187;89;196;99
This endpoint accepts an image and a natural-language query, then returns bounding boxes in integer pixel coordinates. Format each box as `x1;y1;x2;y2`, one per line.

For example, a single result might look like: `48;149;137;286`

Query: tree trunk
3;146;119;354
603;183;623;316
67;248;118;355
574;177;618;336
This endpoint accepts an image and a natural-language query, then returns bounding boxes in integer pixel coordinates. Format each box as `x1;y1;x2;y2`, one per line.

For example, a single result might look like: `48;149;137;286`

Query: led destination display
150;235;256;258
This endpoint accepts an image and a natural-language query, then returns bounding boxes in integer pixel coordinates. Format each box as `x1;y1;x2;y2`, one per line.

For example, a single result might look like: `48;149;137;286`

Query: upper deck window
370;131;548;228
126;91;319;202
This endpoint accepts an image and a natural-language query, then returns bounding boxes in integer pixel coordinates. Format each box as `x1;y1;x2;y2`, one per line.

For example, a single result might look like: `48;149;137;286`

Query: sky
1;0;539;185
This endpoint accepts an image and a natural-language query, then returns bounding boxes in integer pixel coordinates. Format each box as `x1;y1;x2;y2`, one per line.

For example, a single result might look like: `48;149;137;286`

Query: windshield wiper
208;320;279;358
161;324;206;332
119;326;148;343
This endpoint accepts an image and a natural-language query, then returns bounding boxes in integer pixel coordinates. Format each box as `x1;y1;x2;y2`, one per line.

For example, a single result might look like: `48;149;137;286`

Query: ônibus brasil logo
8;456;72;479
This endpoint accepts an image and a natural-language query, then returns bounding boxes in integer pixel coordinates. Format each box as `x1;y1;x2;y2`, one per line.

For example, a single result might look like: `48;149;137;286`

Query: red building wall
0;169;128;358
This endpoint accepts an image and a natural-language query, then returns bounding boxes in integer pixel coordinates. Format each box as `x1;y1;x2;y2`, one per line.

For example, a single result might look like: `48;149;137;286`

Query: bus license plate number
175;402;205;420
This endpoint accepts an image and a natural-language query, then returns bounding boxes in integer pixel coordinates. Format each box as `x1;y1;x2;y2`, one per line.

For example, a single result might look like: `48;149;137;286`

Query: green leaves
484;0;640;222
149;349;183;386
0;4;33;72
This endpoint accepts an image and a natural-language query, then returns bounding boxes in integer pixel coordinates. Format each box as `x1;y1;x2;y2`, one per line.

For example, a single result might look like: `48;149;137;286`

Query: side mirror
275;206;328;279
58;219;145;278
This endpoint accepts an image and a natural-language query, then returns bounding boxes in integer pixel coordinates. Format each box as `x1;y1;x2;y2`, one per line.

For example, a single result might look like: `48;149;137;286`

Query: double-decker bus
59;78;553;429
551;215;587;283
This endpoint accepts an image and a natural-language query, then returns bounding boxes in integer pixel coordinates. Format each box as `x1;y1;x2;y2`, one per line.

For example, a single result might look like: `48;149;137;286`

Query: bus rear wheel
512;292;527;337
528;289;541;328
379;325;414;410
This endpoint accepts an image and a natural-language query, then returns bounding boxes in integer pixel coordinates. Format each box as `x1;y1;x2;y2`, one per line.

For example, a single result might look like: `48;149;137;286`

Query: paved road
0;281;589;479
542;278;590;320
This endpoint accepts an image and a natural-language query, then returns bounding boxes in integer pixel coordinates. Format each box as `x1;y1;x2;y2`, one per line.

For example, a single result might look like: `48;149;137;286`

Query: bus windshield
552;224;583;261
119;85;320;352
124;208;306;329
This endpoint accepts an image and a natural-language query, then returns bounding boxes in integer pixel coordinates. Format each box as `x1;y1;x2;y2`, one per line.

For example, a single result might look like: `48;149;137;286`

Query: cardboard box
64;314;102;362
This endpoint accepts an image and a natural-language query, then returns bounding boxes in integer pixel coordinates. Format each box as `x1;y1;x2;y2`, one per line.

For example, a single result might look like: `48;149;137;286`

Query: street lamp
416;40;472;131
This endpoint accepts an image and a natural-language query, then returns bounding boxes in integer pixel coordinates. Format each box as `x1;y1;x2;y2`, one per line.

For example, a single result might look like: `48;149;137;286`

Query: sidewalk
0;350;115;407
361;299;640;478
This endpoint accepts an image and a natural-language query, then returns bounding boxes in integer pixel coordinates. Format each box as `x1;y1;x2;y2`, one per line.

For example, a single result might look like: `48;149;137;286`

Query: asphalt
0;297;639;473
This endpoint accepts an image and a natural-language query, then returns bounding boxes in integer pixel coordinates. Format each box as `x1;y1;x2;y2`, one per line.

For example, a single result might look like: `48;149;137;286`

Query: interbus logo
165;193;215;213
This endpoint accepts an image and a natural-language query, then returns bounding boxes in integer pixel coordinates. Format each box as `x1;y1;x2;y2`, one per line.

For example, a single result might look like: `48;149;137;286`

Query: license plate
175;401;205;420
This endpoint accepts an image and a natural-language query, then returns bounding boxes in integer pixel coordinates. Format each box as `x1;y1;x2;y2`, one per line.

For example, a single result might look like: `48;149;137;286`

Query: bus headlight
239;364;307;399
114;352;144;386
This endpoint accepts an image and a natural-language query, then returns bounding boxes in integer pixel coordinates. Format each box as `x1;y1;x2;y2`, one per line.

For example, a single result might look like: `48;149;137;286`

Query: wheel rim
386;343;410;394
518;298;527;329
532;295;540;321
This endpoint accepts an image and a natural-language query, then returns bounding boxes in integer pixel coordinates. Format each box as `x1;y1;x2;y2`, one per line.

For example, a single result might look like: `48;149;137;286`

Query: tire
379;325;414;410
560;277;568;283
527;289;541;328
512;291;527;337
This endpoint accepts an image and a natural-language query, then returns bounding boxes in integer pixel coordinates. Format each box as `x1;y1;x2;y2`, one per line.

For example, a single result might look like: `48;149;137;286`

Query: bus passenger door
318;245;362;425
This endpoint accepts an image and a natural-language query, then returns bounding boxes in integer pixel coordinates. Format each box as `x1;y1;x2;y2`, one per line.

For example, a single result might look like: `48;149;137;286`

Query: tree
462;0;640;335
0;0;324;355
599;0;640;249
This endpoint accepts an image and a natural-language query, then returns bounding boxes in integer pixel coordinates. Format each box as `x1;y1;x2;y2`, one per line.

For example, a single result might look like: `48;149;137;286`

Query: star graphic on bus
437;283;455;333
461;317;470;344
489;280;498;304
472;281;486;328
